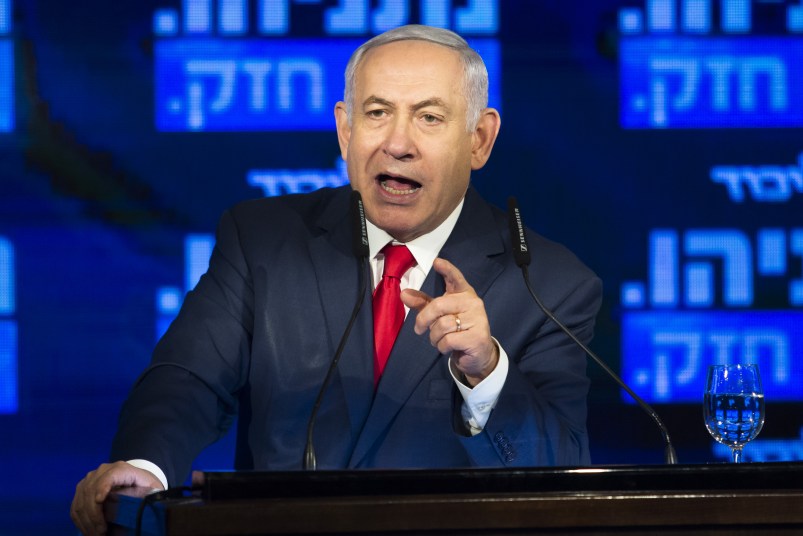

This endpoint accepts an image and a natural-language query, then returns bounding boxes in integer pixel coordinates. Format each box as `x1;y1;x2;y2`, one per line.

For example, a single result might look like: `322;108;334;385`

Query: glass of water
704;363;765;463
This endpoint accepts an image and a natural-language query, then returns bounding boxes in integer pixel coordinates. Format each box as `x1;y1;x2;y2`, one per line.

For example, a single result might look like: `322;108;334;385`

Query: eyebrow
412;98;450;114
363;96;395;109
362;96;451;114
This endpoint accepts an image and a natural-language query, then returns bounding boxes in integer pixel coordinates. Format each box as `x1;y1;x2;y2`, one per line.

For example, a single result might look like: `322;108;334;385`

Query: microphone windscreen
351;190;369;258
507;197;531;268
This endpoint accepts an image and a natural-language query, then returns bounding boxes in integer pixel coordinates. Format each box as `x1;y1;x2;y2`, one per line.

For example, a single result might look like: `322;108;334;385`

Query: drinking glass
703;363;765;463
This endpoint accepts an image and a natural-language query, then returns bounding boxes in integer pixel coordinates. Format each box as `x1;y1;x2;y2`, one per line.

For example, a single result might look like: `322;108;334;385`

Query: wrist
464;341;500;387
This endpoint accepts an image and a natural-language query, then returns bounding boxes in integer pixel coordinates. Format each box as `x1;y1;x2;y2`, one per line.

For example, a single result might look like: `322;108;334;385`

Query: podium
106;462;803;535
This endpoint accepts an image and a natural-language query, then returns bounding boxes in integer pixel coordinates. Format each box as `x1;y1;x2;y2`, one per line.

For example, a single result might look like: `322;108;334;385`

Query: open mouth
377;174;422;195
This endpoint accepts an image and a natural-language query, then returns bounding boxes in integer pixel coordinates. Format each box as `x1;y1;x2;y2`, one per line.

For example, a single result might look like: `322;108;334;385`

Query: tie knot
381;245;416;279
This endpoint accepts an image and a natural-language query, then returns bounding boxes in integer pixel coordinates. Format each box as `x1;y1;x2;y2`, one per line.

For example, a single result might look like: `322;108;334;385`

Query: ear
470;108;501;170
334;101;351;162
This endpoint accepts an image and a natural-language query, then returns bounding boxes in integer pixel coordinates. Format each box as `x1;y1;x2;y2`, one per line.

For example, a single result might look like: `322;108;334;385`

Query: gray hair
343;25;489;131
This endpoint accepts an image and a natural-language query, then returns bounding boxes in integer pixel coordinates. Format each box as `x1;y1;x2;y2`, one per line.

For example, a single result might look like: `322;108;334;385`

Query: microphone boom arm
519;265;677;465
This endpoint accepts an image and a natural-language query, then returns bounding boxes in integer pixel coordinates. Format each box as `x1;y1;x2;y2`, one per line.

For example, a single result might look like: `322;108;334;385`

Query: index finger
432;258;472;295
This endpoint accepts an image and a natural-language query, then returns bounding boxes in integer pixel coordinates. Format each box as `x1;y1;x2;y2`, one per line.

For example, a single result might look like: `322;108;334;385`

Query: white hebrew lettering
456;0;498;33
248;159;349;197
372;0;408;33
326;0;367;34
710;153;803;202
738;57;787;111
421;0;449;28
649;58;700;127
241;61;273;111
710;167;745;201
705;57;736;111
707;331;740;364
185;60;237;130
277;60;324;112
652;331;702;400
791;230;803;306
684;230;753;306
743;330;790;383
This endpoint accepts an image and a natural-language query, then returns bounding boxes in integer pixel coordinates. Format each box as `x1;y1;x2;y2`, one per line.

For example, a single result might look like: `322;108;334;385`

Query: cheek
350;137;381;167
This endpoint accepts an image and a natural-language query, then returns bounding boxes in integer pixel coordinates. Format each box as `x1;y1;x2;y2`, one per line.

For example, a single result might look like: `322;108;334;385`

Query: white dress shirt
365;198;509;436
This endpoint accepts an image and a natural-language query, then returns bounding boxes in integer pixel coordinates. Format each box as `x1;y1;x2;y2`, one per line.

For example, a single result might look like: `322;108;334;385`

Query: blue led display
622;228;803;310
620;37;803;128
248;157;349;196
0;40;12;133
0;237;16;414
714;427;803;462
156;0;499;37
623;0;803;35
710;151;803;202
154;38;500;132
155;234;215;340
620;226;803;403
152;0;501;131
0;0;9;34
155;39;355;131
792;3;803;32
0;320;17;414
721;0;751;34
622;310;803;403
0;0;10;133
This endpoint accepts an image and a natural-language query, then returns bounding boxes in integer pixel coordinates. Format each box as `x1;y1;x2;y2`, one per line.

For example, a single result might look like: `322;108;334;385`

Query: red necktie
372;244;416;384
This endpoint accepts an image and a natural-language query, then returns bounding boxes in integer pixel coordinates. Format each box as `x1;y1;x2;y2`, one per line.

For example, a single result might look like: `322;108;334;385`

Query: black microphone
303;190;370;470
352;189;370;258
506;197;678;465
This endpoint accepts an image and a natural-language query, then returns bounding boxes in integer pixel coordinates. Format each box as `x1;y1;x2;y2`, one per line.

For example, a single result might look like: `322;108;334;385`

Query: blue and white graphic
247;157;349;196
623;310;801;402
621;228;803;403
155;234;214;339
619;1;803;128
0;237;17;414
0;0;13;133
155;39;350;131
714;427;803;462
711;151;803;202
153;1;500;131
154;0;498;37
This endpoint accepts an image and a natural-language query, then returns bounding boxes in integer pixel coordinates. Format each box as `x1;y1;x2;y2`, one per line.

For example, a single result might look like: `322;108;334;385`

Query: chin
377;220;417;242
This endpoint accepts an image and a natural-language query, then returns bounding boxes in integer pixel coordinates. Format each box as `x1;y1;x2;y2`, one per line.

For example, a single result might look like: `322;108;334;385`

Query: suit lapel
349;188;507;466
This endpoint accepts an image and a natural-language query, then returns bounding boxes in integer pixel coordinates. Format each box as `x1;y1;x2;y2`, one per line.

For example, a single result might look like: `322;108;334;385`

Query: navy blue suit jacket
111;186;602;486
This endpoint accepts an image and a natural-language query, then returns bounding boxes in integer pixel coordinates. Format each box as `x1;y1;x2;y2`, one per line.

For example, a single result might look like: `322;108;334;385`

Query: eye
366;109;387;119
421;113;442;124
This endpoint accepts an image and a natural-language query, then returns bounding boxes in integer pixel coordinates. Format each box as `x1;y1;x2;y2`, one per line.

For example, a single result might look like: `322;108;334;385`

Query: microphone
352;188;370;258
506;197;678;465
303;190;371;470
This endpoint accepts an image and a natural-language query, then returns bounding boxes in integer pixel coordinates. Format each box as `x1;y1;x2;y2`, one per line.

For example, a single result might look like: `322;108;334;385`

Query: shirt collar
366;198;465;274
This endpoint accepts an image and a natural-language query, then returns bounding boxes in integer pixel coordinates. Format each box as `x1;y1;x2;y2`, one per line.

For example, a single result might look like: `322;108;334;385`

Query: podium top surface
201;461;803;501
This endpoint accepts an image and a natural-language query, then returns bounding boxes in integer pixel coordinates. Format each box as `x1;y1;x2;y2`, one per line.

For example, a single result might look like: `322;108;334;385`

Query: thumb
401;288;431;311
192;470;206;488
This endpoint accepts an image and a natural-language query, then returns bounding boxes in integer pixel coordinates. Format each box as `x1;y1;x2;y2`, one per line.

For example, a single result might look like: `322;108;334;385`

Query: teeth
380;180;419;195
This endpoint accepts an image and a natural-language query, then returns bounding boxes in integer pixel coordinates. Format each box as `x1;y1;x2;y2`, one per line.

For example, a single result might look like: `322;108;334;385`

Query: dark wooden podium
105;462;803;535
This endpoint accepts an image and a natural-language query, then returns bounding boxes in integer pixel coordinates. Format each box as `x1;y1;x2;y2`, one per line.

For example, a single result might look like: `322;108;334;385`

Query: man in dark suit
72;24;601;535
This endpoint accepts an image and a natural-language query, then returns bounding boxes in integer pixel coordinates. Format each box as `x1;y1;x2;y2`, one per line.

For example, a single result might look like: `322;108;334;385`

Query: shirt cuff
127;459;169;491
449;338;509;435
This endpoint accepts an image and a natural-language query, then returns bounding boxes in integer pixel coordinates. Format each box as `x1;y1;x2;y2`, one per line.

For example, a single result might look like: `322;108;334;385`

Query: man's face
335;40;482;243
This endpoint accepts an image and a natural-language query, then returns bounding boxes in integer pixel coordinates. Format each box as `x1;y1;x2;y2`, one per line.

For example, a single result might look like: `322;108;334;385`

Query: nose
382;117;417;161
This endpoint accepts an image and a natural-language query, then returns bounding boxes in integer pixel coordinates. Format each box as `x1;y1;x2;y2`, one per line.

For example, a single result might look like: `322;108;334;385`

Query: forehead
355;40;465;100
